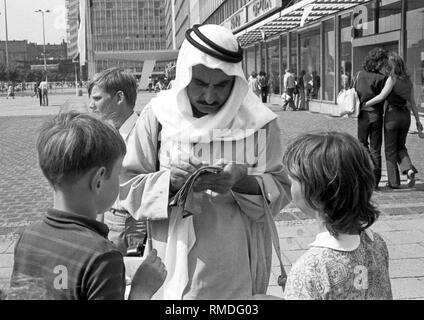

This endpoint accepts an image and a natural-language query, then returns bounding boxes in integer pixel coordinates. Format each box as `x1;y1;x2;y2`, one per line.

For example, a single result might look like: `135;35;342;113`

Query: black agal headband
185;24;243;63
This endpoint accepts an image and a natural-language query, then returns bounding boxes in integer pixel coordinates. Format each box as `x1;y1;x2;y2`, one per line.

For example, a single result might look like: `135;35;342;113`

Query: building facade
90;0;167;76
66;0;80;60
165;0;202;50
202;0;424;113
0;40;67;68
0;41;28;68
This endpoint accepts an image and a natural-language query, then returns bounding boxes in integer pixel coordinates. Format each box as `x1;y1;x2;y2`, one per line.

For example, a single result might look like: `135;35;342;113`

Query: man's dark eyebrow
216;79;231;86
193;77;207;84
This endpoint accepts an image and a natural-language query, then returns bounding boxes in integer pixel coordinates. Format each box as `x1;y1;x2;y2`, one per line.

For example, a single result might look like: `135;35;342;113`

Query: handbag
281;93;291;102
337;72;360;117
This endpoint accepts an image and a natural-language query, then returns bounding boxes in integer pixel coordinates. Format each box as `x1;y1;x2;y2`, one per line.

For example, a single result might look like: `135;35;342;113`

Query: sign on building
222;0;282;32
30;64;59;71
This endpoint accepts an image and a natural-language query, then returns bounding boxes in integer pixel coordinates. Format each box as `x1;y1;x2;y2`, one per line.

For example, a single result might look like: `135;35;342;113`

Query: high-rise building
66;0;80;60
164;0;174;49
66;0;177;85
164;0;203;50
90;0;167;75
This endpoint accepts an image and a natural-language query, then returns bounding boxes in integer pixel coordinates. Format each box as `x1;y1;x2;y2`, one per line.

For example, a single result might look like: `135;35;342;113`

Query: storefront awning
236;0;370;46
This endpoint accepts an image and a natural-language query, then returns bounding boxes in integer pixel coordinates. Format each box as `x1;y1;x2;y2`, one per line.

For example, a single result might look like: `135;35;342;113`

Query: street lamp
35;9;50;82
1;0;10;81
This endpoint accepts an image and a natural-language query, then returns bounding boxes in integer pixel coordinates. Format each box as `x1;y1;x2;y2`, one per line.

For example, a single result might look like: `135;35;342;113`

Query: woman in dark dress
355;48;389;189
364;53;423;189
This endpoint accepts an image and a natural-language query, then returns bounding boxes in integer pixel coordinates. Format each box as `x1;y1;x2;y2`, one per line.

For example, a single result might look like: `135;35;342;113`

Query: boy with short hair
10;111;166;300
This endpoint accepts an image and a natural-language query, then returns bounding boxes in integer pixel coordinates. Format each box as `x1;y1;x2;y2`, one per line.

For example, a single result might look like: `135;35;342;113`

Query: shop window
255;44;261;73
289;32;297;75
378;0;401;33
323;18;335;101
261;44;266;73
280;35;288;90
300;27;320;100
406;0;424;110
339;13;353;92
246;46;255;76
267;39;280;94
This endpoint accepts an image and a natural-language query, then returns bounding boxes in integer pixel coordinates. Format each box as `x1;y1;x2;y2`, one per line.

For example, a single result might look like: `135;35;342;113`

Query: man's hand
128;249;167;300
193;162;248;194
170;154;202;193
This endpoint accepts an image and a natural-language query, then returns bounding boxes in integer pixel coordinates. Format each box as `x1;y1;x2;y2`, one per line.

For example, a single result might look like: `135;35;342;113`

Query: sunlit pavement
1;91;423;299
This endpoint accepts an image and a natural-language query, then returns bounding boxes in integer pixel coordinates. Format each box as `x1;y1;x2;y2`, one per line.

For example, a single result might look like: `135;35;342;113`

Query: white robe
119;104;291;299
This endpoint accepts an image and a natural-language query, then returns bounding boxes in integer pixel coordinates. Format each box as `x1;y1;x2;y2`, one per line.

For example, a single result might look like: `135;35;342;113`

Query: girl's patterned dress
283;229;392;300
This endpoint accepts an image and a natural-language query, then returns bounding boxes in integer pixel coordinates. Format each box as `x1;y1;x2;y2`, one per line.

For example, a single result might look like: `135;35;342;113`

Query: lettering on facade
353;5;369;30
231;13;241;30
251;0;272;18
222;0;281;32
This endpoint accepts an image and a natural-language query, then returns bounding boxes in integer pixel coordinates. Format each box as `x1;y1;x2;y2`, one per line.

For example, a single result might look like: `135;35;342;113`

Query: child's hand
417;120;423;132
128;249;167;300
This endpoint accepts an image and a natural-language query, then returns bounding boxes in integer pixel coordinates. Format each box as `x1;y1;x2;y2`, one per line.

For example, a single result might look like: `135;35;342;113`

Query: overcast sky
0;0;67;45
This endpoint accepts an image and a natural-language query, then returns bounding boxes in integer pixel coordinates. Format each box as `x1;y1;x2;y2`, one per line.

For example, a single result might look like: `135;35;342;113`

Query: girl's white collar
309;229;374;252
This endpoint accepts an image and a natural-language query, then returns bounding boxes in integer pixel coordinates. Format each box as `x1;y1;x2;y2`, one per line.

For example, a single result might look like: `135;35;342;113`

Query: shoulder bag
337;72;360;117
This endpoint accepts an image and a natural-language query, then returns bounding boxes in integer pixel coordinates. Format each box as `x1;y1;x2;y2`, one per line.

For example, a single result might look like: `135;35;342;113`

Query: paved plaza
1;92;424;299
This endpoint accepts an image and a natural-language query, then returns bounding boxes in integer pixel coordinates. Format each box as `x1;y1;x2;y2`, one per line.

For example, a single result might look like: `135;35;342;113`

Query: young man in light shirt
39;81;49;106
88;67;146;256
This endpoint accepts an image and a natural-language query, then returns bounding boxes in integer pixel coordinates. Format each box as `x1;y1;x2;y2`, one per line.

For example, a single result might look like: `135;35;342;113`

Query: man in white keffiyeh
119;24;291;300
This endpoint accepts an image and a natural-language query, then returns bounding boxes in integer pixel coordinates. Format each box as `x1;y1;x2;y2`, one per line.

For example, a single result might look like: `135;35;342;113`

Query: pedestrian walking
39;81;49;106
363;53;423;189
154;80;163;92
293;75;299;109
258;71;269;103
282;68;296;111
281;131;392;300
355;48;389;189
36;81;43;106
312;70;321;99
6;83;15;99
248;71;260;97
303;70;313;110
296;70;306;110
148;77;153;92
33;83;38;99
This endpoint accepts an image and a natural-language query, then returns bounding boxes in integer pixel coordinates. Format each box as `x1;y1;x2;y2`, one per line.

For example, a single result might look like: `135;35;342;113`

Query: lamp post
35;9;50;82
1;0;10;81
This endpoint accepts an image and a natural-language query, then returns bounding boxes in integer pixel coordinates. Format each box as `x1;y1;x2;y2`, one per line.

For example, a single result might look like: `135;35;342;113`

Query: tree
0;64;7;81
